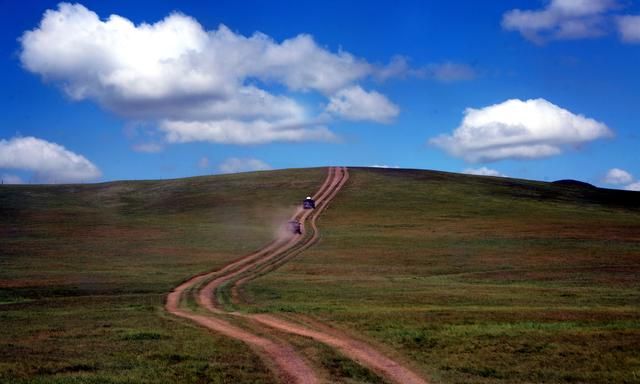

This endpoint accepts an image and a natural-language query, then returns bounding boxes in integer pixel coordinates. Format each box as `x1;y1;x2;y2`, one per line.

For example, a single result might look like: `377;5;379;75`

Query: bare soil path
166;280;318;384
167;167;428;384
165;167;343;383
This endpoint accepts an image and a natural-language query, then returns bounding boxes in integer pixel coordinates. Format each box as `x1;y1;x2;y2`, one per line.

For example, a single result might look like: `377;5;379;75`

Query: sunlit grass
0;168;324;383
245;167;640;383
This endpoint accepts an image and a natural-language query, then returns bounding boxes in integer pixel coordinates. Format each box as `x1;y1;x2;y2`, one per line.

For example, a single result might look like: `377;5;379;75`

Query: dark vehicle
303;196;315;209
287;220;302;235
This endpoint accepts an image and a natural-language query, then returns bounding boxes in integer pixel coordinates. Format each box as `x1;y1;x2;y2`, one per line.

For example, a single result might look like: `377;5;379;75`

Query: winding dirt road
166;167;428;384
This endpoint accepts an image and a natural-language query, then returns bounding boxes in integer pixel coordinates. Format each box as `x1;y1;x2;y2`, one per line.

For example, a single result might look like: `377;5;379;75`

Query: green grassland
0;168;325;383
243;168;640;383
2;167;639;383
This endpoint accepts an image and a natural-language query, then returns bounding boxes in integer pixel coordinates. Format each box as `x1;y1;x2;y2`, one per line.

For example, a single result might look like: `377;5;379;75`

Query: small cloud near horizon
0;136;101;183
463;167;507;177
198;156;210;169
625;181;640;191
218;157;272;174
603;167;633;185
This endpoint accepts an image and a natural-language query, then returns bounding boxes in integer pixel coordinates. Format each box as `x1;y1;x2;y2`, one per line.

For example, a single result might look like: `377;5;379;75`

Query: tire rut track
196;167;429;384
166;167;343;384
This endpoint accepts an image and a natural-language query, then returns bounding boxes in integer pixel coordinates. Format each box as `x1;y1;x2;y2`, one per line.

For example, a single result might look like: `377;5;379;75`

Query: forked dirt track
166;167;428;384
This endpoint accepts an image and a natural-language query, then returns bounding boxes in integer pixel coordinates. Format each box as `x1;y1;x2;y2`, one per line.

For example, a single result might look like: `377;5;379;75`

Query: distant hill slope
551;179;597;189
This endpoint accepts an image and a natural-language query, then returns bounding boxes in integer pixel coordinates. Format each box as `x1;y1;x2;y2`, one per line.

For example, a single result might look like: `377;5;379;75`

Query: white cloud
1;174;24;184
603;168;640;191
20;3;399;146
625;181;640;191
375;56;475;83
502;0;619;43
0;136;101;183
326;86;399;123
370;164;400;169
463;167;507;177
161;119;336;145
132;142;163;153
250;34;371;94
430;98;612;163
425;62;476;82
218;158;272;174
198;156;210;169
375;56;412;81
603;168;633;184
617;15;640;42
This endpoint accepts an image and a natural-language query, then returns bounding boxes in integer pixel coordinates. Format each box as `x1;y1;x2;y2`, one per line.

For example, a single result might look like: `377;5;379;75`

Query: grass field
2;166;639;383
243;168;640;383
0;168;325;383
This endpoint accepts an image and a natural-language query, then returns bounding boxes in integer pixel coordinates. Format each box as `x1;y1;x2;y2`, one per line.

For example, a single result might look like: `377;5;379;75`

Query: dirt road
167;167;428;384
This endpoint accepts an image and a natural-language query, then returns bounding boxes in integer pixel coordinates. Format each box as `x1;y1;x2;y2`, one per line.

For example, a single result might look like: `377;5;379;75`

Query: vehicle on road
303;196;315;209
287;220;302;235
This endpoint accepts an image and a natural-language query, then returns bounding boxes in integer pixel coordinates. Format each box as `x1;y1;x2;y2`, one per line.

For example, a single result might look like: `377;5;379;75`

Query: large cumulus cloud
20;3;399;145
430;98;612;163
0;136;101;183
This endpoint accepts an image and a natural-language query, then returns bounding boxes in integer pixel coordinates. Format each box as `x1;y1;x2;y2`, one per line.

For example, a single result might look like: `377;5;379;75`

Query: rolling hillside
1;167;639;383
0;168;325;383
245;168;640;383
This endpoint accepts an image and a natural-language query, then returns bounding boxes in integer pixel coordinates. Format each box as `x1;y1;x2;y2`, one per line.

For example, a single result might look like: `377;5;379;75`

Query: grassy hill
1;167;639;383
0;168;325;383
243;167;640;383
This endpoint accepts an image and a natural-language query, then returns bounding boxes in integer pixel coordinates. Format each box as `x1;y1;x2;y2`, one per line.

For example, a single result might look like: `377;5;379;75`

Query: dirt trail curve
165;262;318;384
165;167;343;384
167;167;428;384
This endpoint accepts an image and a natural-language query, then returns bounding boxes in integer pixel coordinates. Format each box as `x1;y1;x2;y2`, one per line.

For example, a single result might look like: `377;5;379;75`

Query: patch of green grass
319;349;388;384
0;295;278;383
120;331;165;341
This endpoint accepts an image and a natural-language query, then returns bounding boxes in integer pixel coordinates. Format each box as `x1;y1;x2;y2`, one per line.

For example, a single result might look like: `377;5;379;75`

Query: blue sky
0;0;639;189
